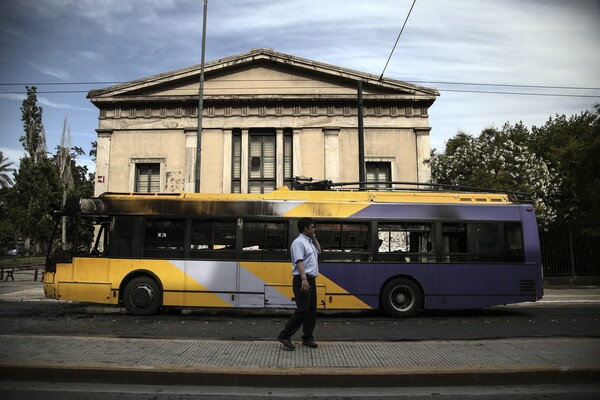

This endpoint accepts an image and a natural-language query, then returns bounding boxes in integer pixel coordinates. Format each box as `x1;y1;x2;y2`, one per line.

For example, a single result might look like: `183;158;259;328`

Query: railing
540;221;600;277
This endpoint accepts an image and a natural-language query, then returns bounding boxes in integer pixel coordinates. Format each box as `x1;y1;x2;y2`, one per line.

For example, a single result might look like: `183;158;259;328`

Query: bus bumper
43;272;57;299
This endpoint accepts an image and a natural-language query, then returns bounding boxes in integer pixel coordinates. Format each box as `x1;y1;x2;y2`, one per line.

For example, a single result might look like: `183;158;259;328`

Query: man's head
297;217;316;236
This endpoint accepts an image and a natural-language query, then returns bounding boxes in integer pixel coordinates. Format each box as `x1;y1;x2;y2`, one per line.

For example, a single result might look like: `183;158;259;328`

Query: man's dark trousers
278;275;317;342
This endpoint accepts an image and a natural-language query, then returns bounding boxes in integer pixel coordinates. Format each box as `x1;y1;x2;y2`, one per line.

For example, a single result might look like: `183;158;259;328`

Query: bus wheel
123;276;162;316
381;278;422;318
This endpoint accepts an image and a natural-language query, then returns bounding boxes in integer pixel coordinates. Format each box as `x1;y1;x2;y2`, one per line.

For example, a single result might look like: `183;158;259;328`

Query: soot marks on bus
91;198;283;219
61;194;527;266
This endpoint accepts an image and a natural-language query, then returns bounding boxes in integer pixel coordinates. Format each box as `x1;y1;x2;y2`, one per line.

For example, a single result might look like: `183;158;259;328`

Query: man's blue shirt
290;233;319;277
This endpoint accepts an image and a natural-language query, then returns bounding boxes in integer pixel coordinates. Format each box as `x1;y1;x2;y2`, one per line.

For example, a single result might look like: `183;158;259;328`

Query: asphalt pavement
0;270;599;388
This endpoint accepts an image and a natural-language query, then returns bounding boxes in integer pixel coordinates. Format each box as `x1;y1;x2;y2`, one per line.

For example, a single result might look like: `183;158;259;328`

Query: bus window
469;223;499;255
109;216;145;257
378;223;433;262
144;219;185;257
441;222;500;262
317;221;370;261
191;219;237;250
505;222;525;261
242;220;288;251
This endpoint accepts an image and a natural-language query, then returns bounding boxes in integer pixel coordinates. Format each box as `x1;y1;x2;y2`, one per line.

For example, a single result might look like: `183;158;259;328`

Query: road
1;277;599;399
0;281;599;341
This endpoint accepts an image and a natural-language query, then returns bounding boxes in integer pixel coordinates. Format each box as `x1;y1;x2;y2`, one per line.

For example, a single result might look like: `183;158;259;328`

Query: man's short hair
297;217;315;233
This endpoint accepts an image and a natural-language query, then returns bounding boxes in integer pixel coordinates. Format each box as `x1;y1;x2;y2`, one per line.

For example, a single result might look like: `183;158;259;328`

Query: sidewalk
1;278;599;387
0;335;599;387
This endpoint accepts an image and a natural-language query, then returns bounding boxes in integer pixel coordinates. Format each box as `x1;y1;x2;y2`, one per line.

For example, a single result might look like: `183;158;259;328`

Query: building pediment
88;48;438;105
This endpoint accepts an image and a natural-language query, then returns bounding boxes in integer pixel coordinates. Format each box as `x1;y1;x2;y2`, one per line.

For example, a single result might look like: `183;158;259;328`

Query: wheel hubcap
131;284;154;308
391;287;413;311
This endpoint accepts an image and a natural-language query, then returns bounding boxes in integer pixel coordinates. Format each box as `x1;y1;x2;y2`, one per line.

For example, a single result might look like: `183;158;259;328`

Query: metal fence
539;221;600;277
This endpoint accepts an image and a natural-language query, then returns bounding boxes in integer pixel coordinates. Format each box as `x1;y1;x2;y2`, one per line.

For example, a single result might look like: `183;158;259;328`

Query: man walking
277;217;321;350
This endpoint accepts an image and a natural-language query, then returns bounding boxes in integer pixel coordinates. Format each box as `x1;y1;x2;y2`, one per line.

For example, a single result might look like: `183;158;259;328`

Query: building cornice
88;48;439;101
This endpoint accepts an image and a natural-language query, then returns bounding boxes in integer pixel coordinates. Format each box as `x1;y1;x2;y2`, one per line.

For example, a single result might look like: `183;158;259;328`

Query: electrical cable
379;0;417;81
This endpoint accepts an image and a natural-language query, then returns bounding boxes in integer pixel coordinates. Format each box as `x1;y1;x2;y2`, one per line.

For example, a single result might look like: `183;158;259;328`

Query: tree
50;145;95;252
89;140;97;163
529;105;600;220
6;86;60;255
20;86;46;163
429;124;563;226
0;151;15;188
10;157;60;254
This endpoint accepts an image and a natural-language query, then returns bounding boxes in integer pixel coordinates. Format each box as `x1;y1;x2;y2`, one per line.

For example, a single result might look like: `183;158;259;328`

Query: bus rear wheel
123;276;162;316
381;278;422;318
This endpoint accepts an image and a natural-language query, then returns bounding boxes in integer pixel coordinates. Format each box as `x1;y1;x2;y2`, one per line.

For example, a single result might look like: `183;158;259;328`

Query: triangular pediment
88;48;438;102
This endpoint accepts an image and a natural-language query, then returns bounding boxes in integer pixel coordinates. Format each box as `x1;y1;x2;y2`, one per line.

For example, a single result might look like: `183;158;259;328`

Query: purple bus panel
320;261;542;310
350;203;525;221
319;200;543;311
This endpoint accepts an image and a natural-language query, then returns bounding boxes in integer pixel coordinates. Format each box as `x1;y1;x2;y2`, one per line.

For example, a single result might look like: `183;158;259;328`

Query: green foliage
20;86;46;163
51;146;95;249
0;187;17;247
9;156;61;253
0;151;15;188
529;105;600;220
0;256;45;268
430;105;600;225
430;125;562;226
0;87;95;255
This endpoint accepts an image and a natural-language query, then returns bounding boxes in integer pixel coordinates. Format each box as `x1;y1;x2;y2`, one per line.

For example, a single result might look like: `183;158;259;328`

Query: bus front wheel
123;276;162;316
381;278;422;318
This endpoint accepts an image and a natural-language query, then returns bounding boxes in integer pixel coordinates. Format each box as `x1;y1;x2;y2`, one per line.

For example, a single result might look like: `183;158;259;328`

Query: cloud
0;93;26;102
28;62;70;80
37;97;92;111
0;93;92;111
77;51;103;62
25;0;181;34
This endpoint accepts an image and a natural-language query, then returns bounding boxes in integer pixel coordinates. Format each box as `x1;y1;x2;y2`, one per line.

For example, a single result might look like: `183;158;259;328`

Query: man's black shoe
303;340;318;348
278;338;295;351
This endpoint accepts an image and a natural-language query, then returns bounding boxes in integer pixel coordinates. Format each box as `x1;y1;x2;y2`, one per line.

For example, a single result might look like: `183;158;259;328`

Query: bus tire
381;278;422;318
123;276;162;316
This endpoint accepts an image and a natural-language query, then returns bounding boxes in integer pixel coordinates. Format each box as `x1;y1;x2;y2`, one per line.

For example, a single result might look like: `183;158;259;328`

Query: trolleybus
43;183;543;317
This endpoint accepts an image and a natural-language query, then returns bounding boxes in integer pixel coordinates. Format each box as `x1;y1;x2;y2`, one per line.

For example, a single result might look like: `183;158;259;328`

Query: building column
241;129;249;193
292;128;303;178
276;128;284;187
185;130;197;192
222;129;233;193
415;128;432;184
94;130;112;196
323;128;340;183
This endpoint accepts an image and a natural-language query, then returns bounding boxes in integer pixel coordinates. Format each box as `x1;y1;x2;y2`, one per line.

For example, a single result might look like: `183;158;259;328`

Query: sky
1;0;599;175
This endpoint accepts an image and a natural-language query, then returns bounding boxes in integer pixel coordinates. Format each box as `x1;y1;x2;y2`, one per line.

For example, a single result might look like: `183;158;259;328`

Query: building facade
88;49;439;195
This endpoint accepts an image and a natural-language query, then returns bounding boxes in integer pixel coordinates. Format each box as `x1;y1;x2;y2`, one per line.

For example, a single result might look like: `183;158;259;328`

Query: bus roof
99;186;511;205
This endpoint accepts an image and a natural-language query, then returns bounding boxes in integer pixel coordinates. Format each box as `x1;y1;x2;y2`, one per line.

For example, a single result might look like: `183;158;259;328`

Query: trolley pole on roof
195;0;208;192
357;81;366;188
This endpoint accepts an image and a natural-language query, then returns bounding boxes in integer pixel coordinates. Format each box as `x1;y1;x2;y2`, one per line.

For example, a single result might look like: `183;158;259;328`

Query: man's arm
296;260;310;292
311;235;322;253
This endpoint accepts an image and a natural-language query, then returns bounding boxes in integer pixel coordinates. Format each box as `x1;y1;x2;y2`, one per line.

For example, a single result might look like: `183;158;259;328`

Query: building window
283;129;293;189
366;162;391;189
249;132;276;193
232;130;241;193
135;163;160;192
232;128;292;194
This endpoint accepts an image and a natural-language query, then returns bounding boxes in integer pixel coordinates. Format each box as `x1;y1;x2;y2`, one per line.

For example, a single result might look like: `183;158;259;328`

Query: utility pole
357;81;366;188
195;0;208;192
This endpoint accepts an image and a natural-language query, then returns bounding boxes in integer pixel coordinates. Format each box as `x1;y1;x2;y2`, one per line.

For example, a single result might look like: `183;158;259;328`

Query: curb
1;362;599;388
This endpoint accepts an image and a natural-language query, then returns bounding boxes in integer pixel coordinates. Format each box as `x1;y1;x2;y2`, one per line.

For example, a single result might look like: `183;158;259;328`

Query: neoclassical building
88;48;438;195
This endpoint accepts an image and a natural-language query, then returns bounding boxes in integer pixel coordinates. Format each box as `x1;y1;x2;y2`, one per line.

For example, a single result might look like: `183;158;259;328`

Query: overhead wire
0;79;599;98
379;0;417;81
0;89;598;98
